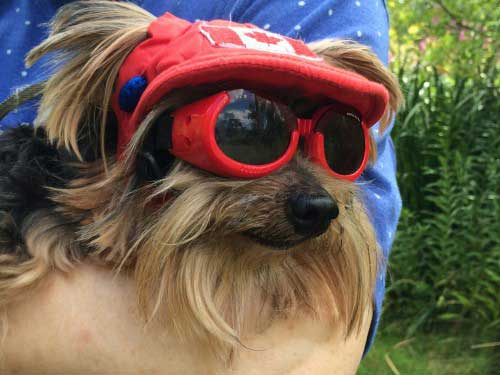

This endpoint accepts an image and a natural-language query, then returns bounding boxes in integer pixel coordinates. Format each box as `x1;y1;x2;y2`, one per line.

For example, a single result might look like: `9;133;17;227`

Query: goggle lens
315;108;365;176
215;90;296;165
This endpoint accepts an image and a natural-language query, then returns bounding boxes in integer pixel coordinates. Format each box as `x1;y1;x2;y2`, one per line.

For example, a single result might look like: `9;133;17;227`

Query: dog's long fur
0;1;402;364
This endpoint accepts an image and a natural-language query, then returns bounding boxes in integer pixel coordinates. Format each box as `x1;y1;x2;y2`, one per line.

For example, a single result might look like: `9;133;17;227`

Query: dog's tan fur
0;0;402;364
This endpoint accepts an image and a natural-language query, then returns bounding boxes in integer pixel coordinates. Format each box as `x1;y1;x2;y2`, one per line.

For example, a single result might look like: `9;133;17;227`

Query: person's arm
3;263;371;374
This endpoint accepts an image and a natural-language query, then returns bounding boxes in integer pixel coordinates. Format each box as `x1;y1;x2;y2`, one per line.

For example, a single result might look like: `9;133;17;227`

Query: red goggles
166;90;370;180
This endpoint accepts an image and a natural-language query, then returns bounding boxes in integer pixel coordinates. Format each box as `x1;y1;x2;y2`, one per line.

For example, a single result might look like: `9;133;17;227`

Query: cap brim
130;52;389;130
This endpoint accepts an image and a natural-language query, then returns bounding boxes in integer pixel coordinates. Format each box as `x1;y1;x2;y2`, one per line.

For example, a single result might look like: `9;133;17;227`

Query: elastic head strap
0;80;47;122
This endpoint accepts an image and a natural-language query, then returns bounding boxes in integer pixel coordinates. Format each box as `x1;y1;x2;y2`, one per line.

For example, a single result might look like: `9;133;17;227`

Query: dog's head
26;0;402;361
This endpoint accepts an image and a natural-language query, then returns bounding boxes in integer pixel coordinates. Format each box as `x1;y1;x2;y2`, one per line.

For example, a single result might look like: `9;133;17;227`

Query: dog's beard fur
0;0;403;364
54;153;380;361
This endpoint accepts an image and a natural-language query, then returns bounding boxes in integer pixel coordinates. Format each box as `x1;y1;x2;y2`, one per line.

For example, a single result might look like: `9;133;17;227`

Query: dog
0;0;402;365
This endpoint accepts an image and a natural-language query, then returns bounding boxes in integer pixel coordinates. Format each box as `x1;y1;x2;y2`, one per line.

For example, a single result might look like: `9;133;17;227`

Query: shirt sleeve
0;1;69;129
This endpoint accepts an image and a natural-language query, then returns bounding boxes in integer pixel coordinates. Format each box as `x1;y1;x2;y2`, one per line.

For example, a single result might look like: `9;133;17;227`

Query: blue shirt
0;0;400;356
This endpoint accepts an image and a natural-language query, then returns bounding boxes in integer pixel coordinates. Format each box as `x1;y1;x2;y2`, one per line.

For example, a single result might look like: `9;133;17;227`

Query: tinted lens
215;90;296;165
316;107;365;175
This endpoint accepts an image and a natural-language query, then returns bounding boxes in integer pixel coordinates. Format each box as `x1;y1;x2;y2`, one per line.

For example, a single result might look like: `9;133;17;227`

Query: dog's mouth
243;232;304;250
243;226;329;250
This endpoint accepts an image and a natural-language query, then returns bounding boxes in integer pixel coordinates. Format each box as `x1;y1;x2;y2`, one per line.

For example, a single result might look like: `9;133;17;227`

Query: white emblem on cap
199;24;321;61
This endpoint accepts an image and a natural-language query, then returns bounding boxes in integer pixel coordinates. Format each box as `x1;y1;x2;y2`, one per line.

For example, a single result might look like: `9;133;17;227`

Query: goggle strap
135;112;176;181
153;112;175;151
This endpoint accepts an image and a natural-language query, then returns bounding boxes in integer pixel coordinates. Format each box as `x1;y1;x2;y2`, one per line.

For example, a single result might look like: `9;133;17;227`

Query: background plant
382;0;500;339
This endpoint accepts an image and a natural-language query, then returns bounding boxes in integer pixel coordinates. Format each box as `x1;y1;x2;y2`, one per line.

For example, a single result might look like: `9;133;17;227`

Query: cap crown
113;13;388;155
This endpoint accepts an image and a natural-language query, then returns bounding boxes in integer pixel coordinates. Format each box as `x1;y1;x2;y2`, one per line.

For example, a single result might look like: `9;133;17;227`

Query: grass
357;328;497;375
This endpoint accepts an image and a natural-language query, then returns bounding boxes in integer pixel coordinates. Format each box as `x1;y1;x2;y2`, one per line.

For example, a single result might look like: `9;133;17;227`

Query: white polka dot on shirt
298;1;306;6
25;20;31;26
21;71;28;77
387;230;393;239
15;8;20;13
328;9;333;16
294;24;301;31
356;1;361;6
6;49;12;55
357;30;363;37
374;193;381;200
263;23;271;30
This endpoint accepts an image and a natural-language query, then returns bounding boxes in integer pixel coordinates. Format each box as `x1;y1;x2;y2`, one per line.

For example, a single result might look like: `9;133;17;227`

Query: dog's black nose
287;191;339;236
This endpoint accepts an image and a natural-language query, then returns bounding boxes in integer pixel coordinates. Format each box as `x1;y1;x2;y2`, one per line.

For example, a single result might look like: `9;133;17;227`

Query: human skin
1;263;372;374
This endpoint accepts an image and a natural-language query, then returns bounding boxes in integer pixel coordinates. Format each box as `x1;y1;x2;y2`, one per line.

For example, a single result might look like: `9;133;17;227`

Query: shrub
383;60;499;337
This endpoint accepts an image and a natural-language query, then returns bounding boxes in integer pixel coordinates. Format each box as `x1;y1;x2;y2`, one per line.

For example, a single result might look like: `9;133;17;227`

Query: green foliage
363;2;499;370
388;0;499;79
380;0;500;342
382;55;500;335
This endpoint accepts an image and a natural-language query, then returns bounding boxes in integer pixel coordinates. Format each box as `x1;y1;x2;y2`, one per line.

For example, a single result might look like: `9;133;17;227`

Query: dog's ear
308;40;404;134
26;1;155;161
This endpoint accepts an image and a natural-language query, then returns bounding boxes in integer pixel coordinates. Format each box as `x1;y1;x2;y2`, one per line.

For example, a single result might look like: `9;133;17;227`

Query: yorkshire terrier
0;0;402;365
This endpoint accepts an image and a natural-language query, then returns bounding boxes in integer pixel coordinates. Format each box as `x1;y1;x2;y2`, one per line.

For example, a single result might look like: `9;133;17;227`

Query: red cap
112;13;389;155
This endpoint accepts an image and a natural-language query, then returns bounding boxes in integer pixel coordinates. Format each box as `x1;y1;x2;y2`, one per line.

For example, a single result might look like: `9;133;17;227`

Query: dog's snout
287;191;339;236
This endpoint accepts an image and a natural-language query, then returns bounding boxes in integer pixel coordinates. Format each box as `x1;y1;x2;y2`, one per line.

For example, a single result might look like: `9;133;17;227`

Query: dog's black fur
0;125;74;256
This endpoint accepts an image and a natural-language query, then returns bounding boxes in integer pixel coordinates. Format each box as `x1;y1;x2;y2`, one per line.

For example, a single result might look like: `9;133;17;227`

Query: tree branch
432;0;484;34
